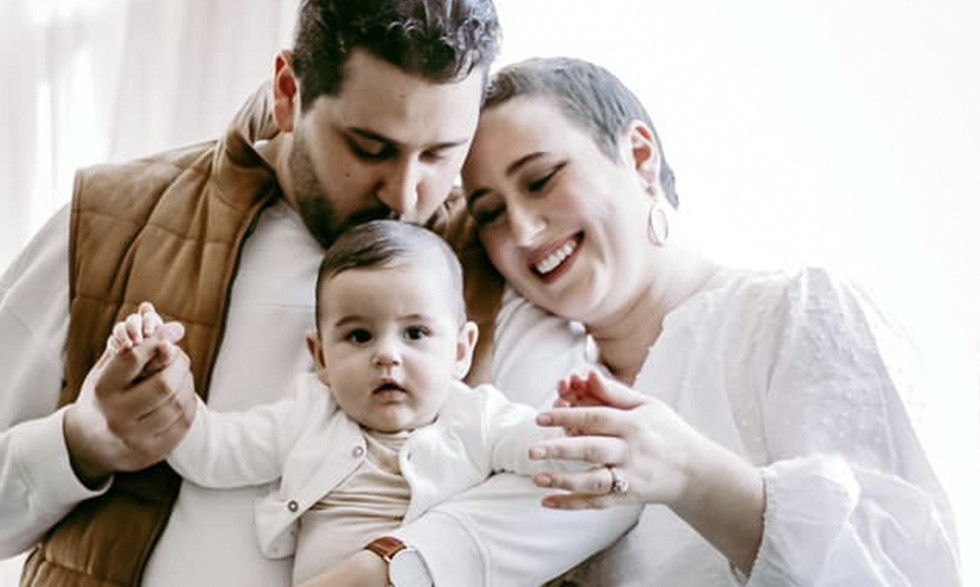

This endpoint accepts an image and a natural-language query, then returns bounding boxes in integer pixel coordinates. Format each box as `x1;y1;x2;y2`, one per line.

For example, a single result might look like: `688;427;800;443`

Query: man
0;1;634;586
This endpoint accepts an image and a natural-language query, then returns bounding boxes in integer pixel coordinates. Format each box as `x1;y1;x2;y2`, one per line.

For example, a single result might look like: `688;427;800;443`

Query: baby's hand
555;371;649;410
105;302;185;374
554;373;607;408
107;302;163;354
107;302;171;353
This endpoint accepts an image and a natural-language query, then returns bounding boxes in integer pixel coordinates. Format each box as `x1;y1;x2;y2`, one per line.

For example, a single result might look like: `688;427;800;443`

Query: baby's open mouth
373;382;407;398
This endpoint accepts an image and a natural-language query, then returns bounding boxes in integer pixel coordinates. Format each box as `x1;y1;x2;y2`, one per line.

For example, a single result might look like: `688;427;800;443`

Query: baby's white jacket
168;373;561;559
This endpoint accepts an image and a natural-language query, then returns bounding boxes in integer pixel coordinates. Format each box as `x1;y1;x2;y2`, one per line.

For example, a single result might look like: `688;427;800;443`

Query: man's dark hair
483;57;678;208
315;220;467;331
292;0;501;108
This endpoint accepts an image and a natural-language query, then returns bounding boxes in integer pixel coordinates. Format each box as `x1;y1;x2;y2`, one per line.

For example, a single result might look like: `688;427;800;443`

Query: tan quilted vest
19;85;502;587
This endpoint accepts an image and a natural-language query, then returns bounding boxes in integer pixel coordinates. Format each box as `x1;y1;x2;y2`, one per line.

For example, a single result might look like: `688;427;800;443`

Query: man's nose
379;158;421;220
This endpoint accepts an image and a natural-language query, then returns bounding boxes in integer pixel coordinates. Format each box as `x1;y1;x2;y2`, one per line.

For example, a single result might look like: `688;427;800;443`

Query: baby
106;220;568;586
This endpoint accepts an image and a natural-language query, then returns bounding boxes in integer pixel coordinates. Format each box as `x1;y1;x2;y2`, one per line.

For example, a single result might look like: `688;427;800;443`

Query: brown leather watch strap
365;536;407;561
365;536;408;587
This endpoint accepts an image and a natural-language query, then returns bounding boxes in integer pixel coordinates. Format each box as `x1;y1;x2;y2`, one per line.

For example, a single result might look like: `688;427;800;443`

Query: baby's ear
454;321;479;380
306;331;330;384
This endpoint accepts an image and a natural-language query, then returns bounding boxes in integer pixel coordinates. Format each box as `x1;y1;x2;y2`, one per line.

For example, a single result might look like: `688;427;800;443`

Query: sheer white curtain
1;0;978;585
0;0;300;271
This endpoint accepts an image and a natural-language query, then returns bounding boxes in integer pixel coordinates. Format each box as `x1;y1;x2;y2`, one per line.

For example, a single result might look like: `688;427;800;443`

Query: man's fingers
94;338;172;396
529;436;627;464
144;339;181;373
109;353;194;434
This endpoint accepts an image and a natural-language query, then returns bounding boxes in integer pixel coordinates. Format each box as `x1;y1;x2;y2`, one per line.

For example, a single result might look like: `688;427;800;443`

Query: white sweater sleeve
167;376;319;488
0;206;111;558
471;384;582;476
750;268;961;586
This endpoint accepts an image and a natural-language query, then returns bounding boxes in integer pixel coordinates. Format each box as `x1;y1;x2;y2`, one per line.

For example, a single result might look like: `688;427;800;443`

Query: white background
1;0;977;584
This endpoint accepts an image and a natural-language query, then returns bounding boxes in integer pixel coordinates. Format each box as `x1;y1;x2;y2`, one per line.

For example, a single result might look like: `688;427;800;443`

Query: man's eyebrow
467;152;546;206
348;127;468;151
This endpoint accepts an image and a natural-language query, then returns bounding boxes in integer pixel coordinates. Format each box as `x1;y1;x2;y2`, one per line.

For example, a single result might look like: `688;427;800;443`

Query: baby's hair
315;220;466;331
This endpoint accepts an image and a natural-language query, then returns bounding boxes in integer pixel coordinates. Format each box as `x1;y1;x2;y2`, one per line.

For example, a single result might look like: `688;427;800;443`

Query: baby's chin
365;408;436;434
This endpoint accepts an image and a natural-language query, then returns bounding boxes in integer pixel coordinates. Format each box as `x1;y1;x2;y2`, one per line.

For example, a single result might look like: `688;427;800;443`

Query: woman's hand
531;371;706;509
532;371;765;573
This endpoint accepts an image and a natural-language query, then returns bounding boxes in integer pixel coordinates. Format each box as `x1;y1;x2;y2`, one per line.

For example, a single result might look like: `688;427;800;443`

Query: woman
461;57;961;586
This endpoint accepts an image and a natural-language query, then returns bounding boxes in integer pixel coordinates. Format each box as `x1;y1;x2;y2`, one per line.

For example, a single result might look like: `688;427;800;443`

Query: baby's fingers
124;314;145;345
138;302;163;337
109;320;136;353
582;371;650;410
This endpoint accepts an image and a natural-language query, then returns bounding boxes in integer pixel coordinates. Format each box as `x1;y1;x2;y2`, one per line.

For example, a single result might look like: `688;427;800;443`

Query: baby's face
312;254;471;432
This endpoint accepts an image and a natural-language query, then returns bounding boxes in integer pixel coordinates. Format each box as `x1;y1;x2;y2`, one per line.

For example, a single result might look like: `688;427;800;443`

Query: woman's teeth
535;239;578;275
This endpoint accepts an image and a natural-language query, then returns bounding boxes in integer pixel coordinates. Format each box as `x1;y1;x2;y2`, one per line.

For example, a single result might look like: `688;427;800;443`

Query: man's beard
289;131;392;250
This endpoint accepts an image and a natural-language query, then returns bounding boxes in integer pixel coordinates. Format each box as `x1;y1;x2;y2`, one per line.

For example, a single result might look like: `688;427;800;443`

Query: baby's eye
404;326;431;341
346;329;372;344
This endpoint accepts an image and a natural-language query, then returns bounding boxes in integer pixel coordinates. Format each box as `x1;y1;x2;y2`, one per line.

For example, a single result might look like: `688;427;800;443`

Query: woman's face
461;97;655;325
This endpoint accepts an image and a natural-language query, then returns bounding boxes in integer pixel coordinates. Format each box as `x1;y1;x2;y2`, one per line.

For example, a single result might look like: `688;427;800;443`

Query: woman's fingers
533;465;633;508
537;406;629;437
529;435;628;464
540;491;623;510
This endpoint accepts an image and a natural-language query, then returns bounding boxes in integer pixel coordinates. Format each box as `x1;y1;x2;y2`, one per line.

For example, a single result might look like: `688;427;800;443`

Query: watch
364;536;432;587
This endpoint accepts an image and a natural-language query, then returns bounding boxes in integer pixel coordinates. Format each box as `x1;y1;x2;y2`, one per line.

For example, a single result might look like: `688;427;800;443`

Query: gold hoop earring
647;202;669;246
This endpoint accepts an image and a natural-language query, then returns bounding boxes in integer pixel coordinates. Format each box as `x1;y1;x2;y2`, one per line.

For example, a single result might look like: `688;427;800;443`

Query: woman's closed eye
526;163;566;193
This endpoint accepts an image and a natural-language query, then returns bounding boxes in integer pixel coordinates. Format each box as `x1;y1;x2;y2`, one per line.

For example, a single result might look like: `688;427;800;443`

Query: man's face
289;50;484;247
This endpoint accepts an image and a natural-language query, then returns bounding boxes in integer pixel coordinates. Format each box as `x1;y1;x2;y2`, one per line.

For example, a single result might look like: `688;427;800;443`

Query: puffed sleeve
0;206;111;558
749;268;961;586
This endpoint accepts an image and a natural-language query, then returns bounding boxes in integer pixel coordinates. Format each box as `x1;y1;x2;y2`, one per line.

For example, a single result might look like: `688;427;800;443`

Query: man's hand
63;308;196;489
295;549;387;587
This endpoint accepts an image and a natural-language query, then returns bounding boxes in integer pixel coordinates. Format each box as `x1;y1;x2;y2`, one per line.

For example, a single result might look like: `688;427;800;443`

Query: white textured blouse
492;266;961;587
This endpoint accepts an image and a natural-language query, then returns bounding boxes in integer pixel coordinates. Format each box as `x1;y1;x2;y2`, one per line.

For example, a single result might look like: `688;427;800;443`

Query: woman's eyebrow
506;152;544;177
467;152;547;205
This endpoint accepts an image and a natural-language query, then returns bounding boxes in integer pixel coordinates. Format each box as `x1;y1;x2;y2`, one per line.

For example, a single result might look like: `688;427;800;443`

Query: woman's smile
529;231;584;282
